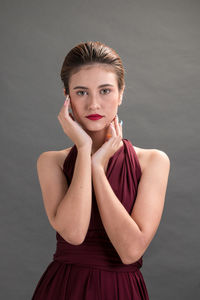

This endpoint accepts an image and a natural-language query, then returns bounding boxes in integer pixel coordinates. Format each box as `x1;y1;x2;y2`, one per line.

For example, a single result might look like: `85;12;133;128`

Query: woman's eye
100;88;111;94
77;91;87;96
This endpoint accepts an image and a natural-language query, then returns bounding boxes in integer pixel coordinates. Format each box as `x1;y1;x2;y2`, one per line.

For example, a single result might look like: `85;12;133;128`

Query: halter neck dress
32;138;149;299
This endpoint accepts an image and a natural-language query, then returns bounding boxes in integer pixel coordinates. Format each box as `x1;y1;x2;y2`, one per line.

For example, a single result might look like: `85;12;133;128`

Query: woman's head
60;41;125;133
60;41;125;95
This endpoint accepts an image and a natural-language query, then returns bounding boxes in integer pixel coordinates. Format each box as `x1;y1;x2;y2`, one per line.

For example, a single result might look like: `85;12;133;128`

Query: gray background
1;0;199;299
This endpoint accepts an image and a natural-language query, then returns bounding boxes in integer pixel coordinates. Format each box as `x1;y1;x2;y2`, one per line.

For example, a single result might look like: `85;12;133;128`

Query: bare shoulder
37;147;73;170
133;145;170;173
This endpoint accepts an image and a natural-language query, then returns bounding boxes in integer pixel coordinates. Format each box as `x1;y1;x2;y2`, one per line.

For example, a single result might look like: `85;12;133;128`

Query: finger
114;115;120;136
110;122;117;137
64;95;69;106
119;121;123;138
63;98;71;118
105;130;112;140
115;116;123;138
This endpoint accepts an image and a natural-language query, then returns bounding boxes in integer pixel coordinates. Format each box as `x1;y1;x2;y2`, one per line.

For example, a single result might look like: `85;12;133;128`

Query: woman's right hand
57;96;92;150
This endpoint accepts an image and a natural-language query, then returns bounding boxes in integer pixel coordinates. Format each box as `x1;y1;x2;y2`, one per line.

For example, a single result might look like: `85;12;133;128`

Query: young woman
32;41;170;299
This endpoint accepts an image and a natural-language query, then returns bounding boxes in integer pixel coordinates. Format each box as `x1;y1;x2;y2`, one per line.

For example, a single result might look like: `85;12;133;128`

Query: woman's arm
92;149;170;264
37;145;92;245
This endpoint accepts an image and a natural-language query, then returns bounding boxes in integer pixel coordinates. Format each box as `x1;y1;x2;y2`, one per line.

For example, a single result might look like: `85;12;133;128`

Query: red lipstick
86;114;103;120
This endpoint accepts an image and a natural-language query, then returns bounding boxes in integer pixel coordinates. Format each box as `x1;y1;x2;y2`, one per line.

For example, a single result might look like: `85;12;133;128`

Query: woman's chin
82;122;107;129
83;124;109;134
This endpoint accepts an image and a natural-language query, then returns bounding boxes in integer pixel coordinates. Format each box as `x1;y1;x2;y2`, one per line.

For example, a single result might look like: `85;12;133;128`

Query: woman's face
66;63;124;132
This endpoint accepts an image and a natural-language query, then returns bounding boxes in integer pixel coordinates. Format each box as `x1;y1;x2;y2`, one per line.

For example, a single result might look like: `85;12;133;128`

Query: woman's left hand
91;115;123;173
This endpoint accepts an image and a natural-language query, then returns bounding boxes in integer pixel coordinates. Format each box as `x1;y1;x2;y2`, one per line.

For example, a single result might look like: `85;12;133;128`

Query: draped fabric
32;138;149;299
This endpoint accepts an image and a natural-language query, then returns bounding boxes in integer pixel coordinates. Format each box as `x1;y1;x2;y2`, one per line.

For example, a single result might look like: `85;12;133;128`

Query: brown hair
60;41;125;95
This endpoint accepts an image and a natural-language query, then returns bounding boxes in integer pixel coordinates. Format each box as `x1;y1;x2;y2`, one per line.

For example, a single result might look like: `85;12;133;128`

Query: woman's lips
86;116;103;120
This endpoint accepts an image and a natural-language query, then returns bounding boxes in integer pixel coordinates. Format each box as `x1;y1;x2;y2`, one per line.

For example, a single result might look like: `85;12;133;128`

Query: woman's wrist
77;144;92;155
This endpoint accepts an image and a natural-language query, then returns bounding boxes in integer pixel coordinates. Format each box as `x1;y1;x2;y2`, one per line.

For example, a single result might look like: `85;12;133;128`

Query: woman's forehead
69;64;117;85
72;63;115;74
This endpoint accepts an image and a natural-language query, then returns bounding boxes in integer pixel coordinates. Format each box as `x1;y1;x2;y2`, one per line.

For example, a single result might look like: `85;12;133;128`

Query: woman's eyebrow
73;84;114;90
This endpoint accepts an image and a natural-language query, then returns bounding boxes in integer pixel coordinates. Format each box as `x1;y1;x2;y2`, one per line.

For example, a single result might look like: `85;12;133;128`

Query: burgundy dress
32;138;149;299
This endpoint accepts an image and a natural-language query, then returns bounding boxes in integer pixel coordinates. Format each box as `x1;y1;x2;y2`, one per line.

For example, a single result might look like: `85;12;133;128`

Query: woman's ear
118;89;124;106
63;88;68;97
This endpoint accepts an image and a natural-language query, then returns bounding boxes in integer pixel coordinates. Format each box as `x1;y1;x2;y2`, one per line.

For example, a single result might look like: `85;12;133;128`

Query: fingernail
120;120;123;126
64;100;67;106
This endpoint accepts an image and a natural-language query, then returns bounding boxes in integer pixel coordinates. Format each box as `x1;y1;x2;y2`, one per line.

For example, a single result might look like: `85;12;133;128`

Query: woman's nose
87;94;101;110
